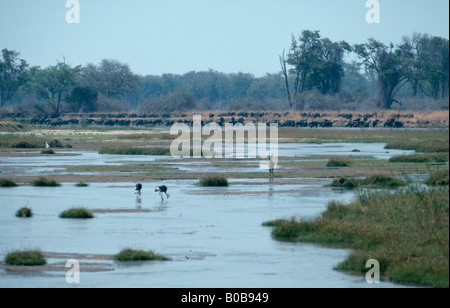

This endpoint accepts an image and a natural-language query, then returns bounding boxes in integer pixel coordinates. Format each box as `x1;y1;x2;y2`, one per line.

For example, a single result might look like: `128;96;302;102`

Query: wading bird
135;183;142;195
155;185;169;201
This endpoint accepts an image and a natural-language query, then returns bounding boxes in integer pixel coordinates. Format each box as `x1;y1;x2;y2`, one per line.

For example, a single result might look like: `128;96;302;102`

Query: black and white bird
155;185;169;201
135;183;143;195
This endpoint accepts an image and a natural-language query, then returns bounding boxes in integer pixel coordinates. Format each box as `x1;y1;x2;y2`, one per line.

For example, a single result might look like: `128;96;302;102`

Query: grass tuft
16;207;33;218
75;181;89;187
32;177;61;187
198;175;229;187
114;249;170;262
40;149;55;155
59;207;94;219
330;174;407;189
0;178;19;187
326;157;352;167
5;250;46;266
99;147;171;155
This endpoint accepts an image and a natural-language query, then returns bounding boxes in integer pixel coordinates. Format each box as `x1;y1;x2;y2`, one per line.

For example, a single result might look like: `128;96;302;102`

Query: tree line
0;31;448;116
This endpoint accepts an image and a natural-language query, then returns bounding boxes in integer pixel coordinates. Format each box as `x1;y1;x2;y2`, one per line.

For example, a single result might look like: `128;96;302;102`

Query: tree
67;86;98;112
279;50;292;107
399;33;449;99
354;39;408;109
80;59;139;97
285;30;350;98
0;49;29;107
28;61;81;114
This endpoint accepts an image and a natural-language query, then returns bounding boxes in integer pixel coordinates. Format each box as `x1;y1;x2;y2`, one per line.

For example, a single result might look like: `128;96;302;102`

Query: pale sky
1;0;449;77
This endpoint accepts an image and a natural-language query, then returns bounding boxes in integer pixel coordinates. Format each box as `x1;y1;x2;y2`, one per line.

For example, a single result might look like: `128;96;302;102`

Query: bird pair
135;183;170;201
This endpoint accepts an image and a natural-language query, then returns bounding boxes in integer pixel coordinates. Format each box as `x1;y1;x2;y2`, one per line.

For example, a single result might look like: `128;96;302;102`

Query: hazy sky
1;0;448;77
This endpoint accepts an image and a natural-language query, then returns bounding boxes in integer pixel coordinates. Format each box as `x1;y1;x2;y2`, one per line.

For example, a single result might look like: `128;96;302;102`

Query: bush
60;207;94;219
32;177;61;187
114;249;170;261
198;176;229;187
5;250;46;266
16;207;33;218
0;178;18;187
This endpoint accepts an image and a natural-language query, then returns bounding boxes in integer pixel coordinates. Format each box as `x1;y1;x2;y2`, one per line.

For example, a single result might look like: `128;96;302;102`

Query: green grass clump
326;157;351;167
75;181;89;187
389;153;449;163
263;186;449;287
425;169;449;186
40;149;55;155
99;147;171;155
16;207;33;218
59;207;94;219
385;139;449;153
0;178;19;187
198;175;229;187
360;174;407;188
5;250;46;266
32;177;61;187
114;249;170;262
330;174;406;189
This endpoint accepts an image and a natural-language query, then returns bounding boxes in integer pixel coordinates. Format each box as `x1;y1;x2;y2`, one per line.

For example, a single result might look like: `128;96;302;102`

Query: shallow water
0;143;414;177
0;179;410;288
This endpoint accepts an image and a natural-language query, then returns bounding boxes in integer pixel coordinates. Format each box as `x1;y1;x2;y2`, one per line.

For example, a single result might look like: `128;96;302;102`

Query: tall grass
114;249;170;261
5;250;46;266
264;186;449;287
327;157;352;167
0;178;19;187
198;175;229;187
330;174;407;189
425;169;449;186
99;147;171;155
32;177;61;187
60;207;94;219
16;207;33;218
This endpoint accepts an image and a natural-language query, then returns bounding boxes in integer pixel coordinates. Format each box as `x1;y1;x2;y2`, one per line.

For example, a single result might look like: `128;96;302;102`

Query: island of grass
16;207;33;218
99;147;171;155
198;175;229;187
0;178;19;187
5;250;46;266
330;174;407;189
32;177;61;187
60;207;94;219
114;249;170;262
263;186;449;288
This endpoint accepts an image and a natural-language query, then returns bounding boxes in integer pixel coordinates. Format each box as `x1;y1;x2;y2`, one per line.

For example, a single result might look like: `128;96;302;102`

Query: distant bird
155;185;169;201
135;183;142;195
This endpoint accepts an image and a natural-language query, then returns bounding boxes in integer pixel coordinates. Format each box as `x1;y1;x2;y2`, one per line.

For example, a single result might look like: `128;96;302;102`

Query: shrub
16;207;33;218
198;176;229;187
5;250;46;266
114;249;170;261
32;177;61;187
60;207;94;219
0;178;18;187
